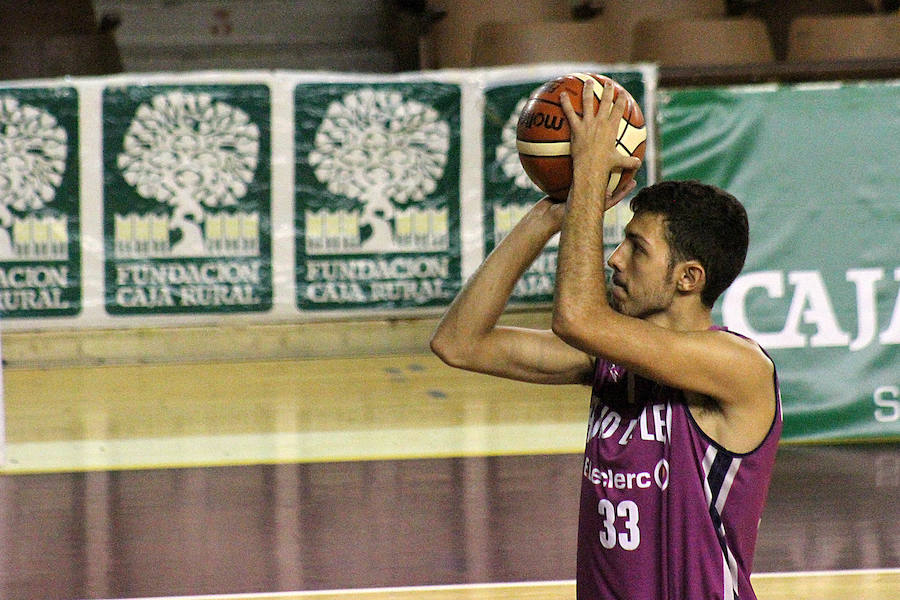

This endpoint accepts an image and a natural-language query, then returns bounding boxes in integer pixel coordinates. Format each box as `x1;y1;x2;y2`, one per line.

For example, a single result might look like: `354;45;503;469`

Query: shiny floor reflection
1;445;897;599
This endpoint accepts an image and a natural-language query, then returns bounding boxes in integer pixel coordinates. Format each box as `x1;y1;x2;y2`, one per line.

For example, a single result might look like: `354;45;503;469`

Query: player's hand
531;196;567;234
605;178;637;211
560;79;641;203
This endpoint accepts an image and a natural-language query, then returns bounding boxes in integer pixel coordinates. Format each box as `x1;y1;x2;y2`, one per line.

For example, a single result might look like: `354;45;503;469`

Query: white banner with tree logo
0;65;657;329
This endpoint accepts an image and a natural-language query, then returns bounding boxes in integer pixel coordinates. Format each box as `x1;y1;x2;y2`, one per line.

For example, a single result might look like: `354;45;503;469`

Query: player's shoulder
712;326;773;362
704;326;776;384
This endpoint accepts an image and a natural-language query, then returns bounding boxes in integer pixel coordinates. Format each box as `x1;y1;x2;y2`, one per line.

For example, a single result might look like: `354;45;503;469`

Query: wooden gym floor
0;327;898;599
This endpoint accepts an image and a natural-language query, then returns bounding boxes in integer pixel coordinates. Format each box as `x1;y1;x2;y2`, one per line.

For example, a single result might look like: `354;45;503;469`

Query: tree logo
104;84;271;314
305;88;450;254
0;96;69;261
114;91;261;259
295;81;461;311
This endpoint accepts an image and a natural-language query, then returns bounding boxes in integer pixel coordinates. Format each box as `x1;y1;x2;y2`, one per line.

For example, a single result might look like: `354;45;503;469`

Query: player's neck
645;298;713;332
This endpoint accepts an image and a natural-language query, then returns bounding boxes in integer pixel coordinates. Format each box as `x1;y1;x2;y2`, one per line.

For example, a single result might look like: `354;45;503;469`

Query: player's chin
607;287;626;312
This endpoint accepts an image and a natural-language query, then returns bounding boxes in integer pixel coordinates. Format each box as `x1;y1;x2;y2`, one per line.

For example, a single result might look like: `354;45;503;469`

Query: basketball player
431;78;781;599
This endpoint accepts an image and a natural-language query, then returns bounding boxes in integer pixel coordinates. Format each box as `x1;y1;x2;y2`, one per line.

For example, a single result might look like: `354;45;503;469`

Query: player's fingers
599;79;615;115
606;179;637;210
621;155;642;170
582;77;595;119
559;91;577;123
610;90;628;122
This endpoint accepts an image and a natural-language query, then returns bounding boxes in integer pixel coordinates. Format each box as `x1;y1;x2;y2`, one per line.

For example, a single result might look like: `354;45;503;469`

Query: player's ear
676;261;706;295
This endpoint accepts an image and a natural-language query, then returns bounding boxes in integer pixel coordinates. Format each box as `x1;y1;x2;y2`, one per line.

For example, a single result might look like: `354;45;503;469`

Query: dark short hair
630;180;749;308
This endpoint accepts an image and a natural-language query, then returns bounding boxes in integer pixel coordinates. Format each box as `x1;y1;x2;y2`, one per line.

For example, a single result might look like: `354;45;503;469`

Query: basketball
516;73;646;201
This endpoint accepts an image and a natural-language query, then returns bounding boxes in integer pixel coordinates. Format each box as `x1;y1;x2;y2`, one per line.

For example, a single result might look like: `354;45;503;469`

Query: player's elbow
551;305;590;351
430;329;469;370
429;332;452;364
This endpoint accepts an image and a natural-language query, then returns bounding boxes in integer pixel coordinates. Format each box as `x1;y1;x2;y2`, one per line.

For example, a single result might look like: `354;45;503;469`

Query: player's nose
607;244;624;271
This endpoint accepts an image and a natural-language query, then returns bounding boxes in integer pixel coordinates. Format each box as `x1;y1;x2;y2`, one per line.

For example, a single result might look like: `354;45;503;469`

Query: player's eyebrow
624;229;651;248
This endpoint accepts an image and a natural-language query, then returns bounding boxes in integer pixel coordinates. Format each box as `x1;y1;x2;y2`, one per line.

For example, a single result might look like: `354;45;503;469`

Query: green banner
0;87;81;317
659;82;900;442
482;71;652;304
294;82;462;311
102;84;273;315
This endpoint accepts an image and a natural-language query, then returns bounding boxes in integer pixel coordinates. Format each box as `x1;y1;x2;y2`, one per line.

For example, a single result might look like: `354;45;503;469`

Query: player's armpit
681;337;778;453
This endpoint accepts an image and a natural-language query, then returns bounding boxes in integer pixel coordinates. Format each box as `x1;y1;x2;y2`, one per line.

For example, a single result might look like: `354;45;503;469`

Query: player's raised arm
552;78;773;422
430;198;594;385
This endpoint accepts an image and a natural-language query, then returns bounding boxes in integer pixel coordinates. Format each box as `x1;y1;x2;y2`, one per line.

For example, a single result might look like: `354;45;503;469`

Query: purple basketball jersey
577;331;782;599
